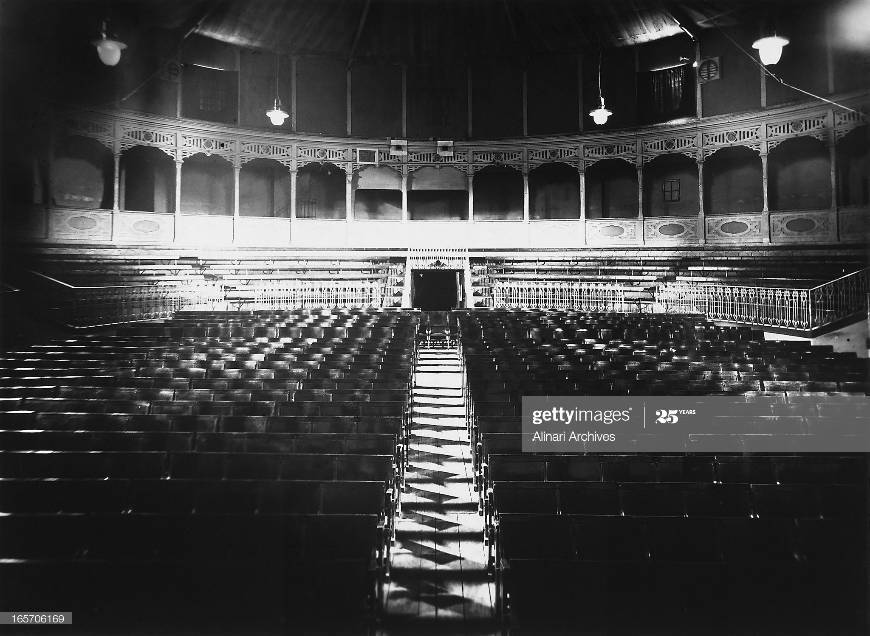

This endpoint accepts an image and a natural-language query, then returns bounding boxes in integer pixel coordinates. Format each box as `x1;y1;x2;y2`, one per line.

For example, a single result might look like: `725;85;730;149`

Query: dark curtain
638;63;695;124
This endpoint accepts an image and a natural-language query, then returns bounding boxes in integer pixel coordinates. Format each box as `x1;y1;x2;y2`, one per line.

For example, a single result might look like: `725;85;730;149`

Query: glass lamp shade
93;35;127;66
752;35;789;65
266;99;289;126
589;101;612;125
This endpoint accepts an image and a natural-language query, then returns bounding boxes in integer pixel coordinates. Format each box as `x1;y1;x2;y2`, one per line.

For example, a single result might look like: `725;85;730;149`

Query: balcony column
174;159;183;243
578;165;586;245
112;152;121;212
522;170;530;222
697;155;706;245
345;169;353;223
289;168;298;220
760;148;771;244
232;160;241;243
467;172;474;222
636;162;644;244
827;119;839;240
401;167;408;222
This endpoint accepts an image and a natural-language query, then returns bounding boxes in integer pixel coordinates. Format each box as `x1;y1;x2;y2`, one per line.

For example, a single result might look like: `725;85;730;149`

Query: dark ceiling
193;0;738;60
1;0;819;65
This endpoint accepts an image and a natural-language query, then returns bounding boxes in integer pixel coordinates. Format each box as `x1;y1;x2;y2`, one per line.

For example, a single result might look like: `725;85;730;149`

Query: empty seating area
0;308;416;633
460;309;868;633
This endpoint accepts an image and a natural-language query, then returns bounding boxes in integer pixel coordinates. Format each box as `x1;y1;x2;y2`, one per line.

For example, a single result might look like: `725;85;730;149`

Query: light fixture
92;20;127;66
266;54;289;126
752;34;789;65
589;51;612;126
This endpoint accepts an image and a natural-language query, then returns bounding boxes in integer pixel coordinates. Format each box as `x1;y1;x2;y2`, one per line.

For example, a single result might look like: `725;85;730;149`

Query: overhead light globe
589;99;612;125
92;22;126;66
266;98;289;126
752;35;789;65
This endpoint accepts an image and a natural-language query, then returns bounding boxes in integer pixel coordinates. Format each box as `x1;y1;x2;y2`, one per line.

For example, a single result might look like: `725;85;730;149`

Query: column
345;171;353;222
119;164;126;211
112;153;121;212
522;171;530;222
828;131;839;240
232;162;241;242
467;173;474;222
697;157;705;245
174;159;183;242
579;167;587;245
636;163;644;244
760;150;771;244
289;169;298;220
401;168;408;222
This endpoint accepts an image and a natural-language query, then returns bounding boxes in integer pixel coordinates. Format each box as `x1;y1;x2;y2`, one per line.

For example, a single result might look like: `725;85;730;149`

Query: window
198;81;226;113
662;179;680;202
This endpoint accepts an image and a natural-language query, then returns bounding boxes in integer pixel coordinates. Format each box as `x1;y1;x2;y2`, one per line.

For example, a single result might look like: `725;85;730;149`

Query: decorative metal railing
28;271;225;328
491;281;629;312
655;267;869;332
240;280;386;309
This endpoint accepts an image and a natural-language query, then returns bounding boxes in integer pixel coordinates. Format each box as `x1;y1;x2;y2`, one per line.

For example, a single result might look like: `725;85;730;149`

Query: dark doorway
412;270;462;310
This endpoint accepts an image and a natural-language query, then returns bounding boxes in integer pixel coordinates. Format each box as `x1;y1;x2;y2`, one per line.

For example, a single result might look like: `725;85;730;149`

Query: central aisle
380;347;497;634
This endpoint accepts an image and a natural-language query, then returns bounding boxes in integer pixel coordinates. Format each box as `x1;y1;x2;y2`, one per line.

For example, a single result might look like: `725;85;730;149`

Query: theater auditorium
0;0;868;634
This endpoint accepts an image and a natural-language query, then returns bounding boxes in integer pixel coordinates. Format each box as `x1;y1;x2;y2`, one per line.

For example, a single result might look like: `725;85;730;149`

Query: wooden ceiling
188;0;784;62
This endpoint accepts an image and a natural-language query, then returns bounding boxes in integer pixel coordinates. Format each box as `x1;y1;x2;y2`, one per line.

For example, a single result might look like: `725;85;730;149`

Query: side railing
491;280;629;312
237;280;386;309
655;267;869;332
26;271;225;328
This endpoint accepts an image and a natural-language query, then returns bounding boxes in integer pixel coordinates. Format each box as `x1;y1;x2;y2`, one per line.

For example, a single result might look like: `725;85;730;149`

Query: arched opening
585;159;636;219
240;158;291;217
296;162;346;219
837;127;869;207
704;146;763;215
408;166;468;221
473;165;523;220
353;166;402;220
529;163;581;220
643;153;699;217
769;136;831;211
180;153;233;215
121;146;175;213
51;135;112;209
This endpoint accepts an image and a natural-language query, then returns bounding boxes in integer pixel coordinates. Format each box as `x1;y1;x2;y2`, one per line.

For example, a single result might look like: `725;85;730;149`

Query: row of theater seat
0;309;419;632
459;310;868;633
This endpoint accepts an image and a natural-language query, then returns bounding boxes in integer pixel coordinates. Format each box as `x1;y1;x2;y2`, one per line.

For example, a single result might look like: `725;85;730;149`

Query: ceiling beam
347;0;372;69
662;3;700;40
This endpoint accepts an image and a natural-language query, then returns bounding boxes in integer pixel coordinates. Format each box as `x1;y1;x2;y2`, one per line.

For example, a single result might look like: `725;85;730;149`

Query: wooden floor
379;348;498;634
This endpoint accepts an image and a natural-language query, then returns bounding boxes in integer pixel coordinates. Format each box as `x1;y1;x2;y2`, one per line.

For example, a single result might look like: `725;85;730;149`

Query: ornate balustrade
491;281;629;312
18;90;868;249
27;271;225;328
233;280;385;310
655;267;869;333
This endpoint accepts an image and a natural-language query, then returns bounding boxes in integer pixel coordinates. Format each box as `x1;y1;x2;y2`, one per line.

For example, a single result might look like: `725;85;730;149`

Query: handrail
808;267;869;291
25;269;177;290
656;267;869;333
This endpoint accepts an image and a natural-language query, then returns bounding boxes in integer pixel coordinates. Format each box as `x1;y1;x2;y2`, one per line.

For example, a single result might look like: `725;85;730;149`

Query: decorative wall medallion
720;221;749;234
659;223;686;236
132;219;160;234
599;225;625;237
784;217;816;233
69;215;97;230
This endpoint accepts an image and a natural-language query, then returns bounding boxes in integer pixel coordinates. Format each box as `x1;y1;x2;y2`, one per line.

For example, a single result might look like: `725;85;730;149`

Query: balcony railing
27;271;225;328
491;280;629;312
230;280;386;310
655;267;869;333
